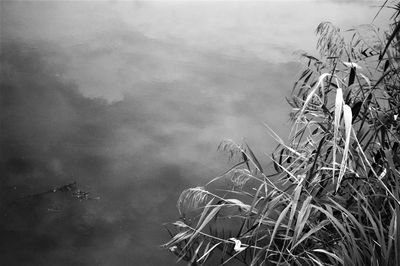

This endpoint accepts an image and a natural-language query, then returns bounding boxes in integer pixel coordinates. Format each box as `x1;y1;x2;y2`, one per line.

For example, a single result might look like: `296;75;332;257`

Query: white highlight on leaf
229;238;246;252
343;61;362;69
378;168;387;181
337;104;352;191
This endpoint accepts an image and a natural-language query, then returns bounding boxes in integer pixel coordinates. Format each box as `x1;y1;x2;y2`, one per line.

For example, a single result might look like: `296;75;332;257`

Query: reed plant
163;4;400;266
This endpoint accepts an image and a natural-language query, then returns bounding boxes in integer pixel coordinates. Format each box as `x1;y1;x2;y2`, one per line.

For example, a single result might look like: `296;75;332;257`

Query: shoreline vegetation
163;3;400;266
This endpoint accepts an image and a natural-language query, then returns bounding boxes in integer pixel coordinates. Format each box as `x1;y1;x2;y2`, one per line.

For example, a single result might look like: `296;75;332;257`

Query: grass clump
163;4;400;266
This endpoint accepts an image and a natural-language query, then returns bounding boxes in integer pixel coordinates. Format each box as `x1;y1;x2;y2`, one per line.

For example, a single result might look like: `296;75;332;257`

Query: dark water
0;2;383;265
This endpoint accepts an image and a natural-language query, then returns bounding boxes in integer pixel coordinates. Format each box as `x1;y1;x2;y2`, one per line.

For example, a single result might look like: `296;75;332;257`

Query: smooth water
0;1;385;265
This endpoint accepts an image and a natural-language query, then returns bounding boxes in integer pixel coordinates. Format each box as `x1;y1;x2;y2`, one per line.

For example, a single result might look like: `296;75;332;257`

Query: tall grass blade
333;86;343;183
268;201;292;248
337;104;352;191
293;195;313;244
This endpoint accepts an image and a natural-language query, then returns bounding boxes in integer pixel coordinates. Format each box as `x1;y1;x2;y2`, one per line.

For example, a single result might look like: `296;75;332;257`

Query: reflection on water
0;1;381;265
0;37;295;266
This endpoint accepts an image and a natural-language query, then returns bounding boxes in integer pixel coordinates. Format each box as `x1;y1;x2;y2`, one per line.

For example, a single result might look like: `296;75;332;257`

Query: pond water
0;1;386;265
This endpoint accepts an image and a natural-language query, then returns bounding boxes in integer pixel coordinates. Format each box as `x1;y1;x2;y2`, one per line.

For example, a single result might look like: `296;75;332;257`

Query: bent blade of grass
297;73;331;122
306;252;325;266
333;86;343;181
337;104;352;192
313;249;344;265
360;73;371;87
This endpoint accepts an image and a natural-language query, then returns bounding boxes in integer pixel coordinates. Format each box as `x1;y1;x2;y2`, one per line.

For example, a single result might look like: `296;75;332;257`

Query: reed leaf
337;104;352;191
